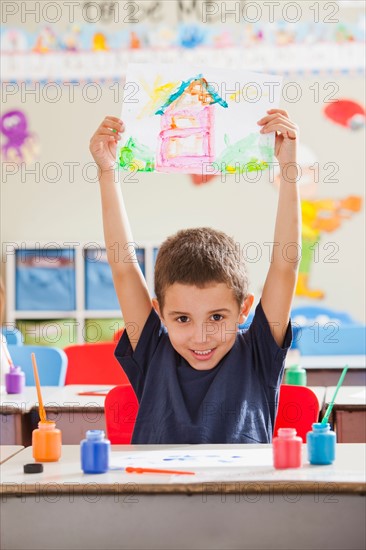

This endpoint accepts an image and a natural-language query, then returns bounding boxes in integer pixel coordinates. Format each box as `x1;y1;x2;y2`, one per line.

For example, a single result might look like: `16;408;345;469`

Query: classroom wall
1;1;365;322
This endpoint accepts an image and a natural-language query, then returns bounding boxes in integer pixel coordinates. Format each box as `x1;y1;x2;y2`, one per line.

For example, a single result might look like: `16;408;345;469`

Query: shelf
83;311;122;318
12;311;124;320
12;311;80;320
6;241;159;344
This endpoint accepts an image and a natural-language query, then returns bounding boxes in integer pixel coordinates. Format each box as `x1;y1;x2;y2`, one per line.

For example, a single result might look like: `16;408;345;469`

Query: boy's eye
177;316;189;323
211;314;223;321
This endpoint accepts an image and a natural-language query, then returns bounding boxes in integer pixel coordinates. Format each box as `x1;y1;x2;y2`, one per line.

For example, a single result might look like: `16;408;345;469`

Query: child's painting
111;447;274;470
118;64;283;175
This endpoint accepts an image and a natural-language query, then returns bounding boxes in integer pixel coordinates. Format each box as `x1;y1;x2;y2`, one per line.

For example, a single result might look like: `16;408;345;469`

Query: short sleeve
246;300;292;388
114;308;163;399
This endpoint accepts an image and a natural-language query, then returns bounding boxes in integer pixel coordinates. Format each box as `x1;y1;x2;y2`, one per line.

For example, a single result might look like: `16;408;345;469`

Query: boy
90;109;300;444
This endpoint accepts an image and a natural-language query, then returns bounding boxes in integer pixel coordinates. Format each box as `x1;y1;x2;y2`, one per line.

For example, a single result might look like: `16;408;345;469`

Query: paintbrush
31;353;47;423
1;339;14;367
321;365;349;424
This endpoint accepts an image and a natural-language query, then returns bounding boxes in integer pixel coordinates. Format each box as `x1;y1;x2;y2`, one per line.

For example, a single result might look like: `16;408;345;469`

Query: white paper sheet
117;63;283;174
111;447;274;470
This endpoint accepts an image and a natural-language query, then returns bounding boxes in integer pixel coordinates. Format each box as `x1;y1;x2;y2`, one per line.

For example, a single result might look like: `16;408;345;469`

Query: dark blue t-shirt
115;300;292;444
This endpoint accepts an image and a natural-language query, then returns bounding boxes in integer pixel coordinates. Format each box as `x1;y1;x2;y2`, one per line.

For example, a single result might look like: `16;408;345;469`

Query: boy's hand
89;116;125;171
257;109;298;167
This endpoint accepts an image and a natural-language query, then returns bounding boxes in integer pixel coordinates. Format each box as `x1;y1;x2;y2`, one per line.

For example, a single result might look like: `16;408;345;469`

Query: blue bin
153;248;159;269
297;324;366;355
16;249;76;311
85;248;145;310
238;313;299;349
239;312;254;331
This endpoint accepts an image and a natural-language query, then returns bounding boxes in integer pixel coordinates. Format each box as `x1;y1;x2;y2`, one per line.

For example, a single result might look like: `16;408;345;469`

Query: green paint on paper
218;133;274;174
119;136;155;172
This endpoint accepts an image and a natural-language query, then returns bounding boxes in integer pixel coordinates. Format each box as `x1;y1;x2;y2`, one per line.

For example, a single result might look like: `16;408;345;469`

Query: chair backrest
7;345;67;386
274;384;320;442
104;385;139;444
113;328;124;342
64;342;129;385
1;327;23;345
238;313;254;330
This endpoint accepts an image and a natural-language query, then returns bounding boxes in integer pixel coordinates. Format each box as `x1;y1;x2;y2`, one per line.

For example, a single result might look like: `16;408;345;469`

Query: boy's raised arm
90;116;152;350
258;109;301;347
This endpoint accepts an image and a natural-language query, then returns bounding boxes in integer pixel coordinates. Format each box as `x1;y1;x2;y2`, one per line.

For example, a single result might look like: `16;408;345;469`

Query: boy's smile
153;283;253;371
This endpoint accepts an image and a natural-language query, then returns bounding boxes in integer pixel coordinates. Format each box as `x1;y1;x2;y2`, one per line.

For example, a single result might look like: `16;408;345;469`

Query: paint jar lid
277;428;297;438
24;463;44;474
9;365;22;374
312;422;331;432
287;364;305;372
86;430;105;440
38;421;56;430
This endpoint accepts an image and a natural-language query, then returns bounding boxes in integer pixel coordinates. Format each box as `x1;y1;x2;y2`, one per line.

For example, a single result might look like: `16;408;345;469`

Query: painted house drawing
118;67;276;175
154;75;228;173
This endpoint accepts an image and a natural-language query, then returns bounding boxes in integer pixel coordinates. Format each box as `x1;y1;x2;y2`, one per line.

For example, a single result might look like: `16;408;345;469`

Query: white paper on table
111;447;274;470
117;63;283;174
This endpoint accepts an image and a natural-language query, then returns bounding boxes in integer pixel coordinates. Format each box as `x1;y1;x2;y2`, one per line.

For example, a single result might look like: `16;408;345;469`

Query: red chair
274;384;320;442
64;342;129;385
113;328;124;343
104;385;139;444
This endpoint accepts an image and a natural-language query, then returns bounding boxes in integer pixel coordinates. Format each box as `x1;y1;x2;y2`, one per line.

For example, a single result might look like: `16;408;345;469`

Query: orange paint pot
32;421;62;462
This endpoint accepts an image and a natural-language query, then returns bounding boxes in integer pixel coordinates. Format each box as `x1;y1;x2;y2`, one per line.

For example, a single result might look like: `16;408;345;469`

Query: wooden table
0;444;365;550
286;352;366;386
0;386;114;445
1;385;325;445
325;386;366;443
42;385;114;444
0;387;56;445
0;446;24;464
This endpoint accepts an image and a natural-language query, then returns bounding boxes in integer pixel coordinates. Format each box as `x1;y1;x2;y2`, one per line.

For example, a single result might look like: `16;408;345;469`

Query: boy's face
153;283;254;371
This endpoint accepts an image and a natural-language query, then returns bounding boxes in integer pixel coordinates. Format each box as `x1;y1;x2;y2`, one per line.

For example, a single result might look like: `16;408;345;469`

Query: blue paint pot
307;423;336;465
81;430;110;474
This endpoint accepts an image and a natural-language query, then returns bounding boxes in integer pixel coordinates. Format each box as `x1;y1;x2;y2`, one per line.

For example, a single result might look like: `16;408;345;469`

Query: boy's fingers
105;116;123;123
267;108;289;118
261;123;297;133
260;119;297;130
266;120;298;132
99;127;122;137
105;117;124;128
101;121;123;132
91;134;118;148
257;113;291;125
261;123;298;138
260;117;298;130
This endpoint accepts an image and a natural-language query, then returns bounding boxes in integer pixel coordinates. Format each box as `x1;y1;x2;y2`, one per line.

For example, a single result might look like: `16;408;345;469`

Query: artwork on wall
297;195;362;299
1;19;364;53
0;110;39;164
323;99;365;130
190;173;218;185
117;64;282;175
273;144;363;299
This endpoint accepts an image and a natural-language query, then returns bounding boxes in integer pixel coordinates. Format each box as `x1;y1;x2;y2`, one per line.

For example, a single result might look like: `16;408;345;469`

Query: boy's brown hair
154;227;248;310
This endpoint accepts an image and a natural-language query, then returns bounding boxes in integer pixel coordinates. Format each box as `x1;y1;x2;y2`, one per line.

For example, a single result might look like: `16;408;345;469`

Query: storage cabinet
5;242;159;345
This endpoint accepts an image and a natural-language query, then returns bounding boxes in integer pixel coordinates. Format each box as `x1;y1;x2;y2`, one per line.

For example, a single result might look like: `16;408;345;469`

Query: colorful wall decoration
1;17;365;84
324;99;365;130
1;19;365;54
0;110;39;164
273;144;363;300
297;195;362;299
